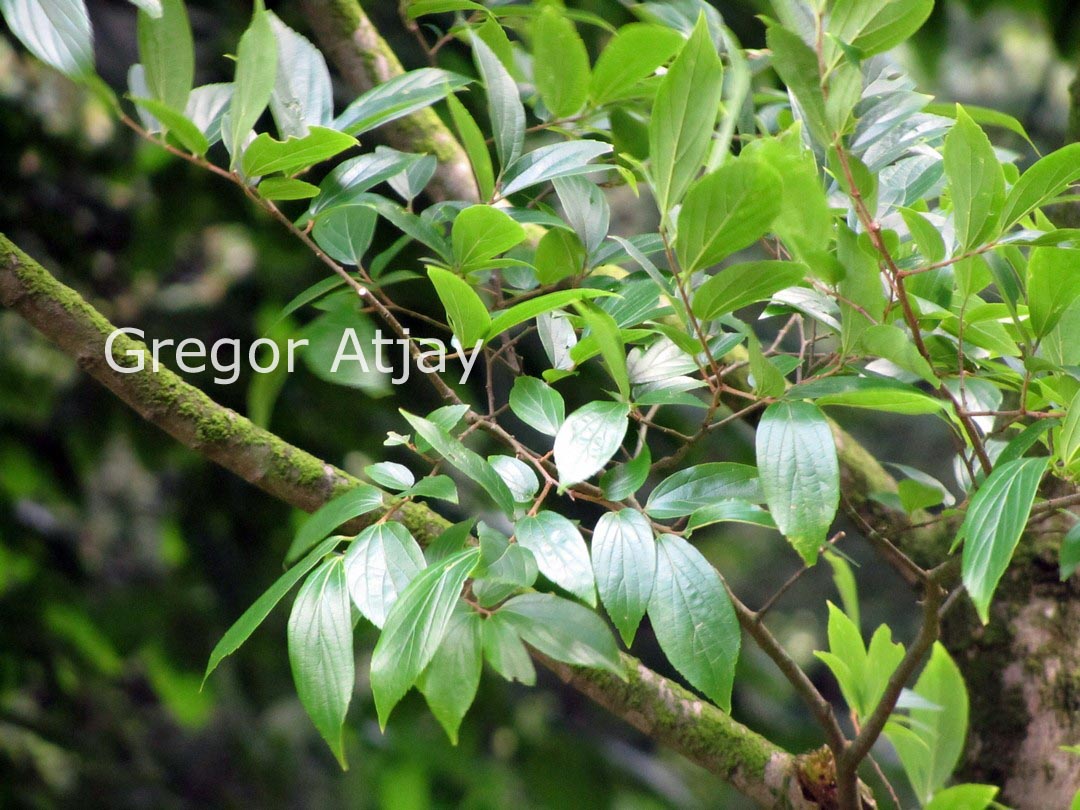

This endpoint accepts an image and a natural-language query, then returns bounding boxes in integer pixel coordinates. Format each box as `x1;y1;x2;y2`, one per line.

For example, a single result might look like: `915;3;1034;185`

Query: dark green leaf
592;509;655;645
312;204;378;267
417;605;483;744
553;401;629;487
646;463;761;520
756;401;839;565
648;533;740;711
601;445;651;501
482;612;536;685
204;534;341;683
400;411;516;516
498;593;622;675
344;522;426;628
334;68;470;135
501;141;612;198
287;556;353;768
960;457;1047;623
514;511;595;605
471;33;525;171
285;484;384;563
369;548;480;727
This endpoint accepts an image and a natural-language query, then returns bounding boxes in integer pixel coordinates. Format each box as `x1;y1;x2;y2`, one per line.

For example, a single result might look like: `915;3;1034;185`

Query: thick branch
0;234;817;809
300;0;479;203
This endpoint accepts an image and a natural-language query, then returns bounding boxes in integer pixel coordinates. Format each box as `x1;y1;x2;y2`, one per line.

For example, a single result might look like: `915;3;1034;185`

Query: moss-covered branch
0;233;826;808
299;0;479;202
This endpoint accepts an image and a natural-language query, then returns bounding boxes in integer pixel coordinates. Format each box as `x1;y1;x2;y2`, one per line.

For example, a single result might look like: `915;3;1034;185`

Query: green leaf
649;15;723;215
825;552;860;630
365;462;414;491
925;101;1035;151
509;376;565;437
814;603;903;721
553;401;629;487
533;6;589;118
756;401;840;565
258;177;319;201
400;411;516;517
451;204;526;268
344;522;426;628
203;534;342;683
789;376;947;416
577;304;630;401
828;0;933;57
498;593;622;675
288;556;353;768
1000;142;1080;228
285;484;384;563
267;12;332;139
766;24;829;147
242;126;357;177
534;228;586;285
472;527;538;607
600;445;651;501
923;784;998;810
405;474;459;504
369;548;480;727
0;0;94;78
299;301;390;395
487;456;538;505
311;204;378;267
592;509;655;645
447;94;495;202
943;105;1005;251
960;457;1047;624
888;643;970;804
675;157;783;272
427;266;490;348
501;141;612;198
648;533;740;711
514;512;595;605
857;323;939;386
334;68;470;135
481;613;536;685
136;0;193;111
686;500;776;532
487;289;612;341
129;97;210;155
305;151;422;220
747;331;786;398
553;175;610;255
417;605;483;744
1060;522;1080;581
590;23;683;104
1027;248;1080;338
691;261;807;320
227;3;277;168
646;463;761;520
471;33;525;171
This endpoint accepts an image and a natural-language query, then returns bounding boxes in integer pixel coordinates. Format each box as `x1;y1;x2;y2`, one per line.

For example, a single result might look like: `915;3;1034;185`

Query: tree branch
299;0;479;203
0;233;820;809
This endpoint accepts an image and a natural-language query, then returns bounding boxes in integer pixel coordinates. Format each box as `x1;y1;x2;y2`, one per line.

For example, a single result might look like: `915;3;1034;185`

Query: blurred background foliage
0;1;1076;807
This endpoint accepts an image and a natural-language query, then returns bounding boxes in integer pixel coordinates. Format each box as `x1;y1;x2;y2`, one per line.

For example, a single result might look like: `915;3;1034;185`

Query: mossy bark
299;0;479;203
944;503;1080;808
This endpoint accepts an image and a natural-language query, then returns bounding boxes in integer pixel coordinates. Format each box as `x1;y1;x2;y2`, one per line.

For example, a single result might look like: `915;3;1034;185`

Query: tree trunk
946;507;1080;807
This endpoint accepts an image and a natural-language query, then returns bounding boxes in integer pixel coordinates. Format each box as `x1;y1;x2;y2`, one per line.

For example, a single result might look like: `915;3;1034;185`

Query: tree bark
299;0;479;203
